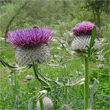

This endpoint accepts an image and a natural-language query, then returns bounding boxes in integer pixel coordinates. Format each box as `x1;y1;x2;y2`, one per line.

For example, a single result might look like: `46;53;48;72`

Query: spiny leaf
32;59;51;92
0;57;17;69
51;77;84;87
87;26;96;57
0;57;31;72
90;26;96;47
89;79;98;109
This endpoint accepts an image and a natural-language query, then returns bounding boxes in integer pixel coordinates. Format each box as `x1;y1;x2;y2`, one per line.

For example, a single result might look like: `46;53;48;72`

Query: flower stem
33;64;44;110
39;97;44;110
63;80;68;104
84;56;89;110
35;77;40;89
14;72;17;96
35;65;40;89
65;86;68;104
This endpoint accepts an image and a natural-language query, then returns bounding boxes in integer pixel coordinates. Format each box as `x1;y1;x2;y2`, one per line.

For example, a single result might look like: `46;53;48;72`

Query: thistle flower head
71;21;101;52
7;26;54;66
7;26;54;47
72;21;99;35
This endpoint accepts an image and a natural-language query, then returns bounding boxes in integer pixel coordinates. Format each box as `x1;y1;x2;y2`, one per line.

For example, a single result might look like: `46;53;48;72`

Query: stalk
14;72;17;96
35;77;40;89
63;80;68;104
35;64;40;89
84;56;89;110
65;86;68;104
33;63;44;110
39;97;44;110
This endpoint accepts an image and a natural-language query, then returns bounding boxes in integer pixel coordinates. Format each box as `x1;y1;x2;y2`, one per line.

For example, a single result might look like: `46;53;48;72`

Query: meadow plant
71;21;100;52
7;26;54;66
71;21;101;110
6;26;54;110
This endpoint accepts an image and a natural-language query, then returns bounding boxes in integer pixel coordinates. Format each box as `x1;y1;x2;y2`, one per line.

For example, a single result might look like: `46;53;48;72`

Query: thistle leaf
89;79;98;109
52;77;84;87
0;57;31;72
0;57;17;69
32;59;51;92
87;26;96;57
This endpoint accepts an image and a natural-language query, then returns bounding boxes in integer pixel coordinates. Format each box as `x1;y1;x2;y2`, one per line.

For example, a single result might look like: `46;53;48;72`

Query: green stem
39;97;44;110
35;64;40;89
63;85;68;104
63;81;68;104
33;64;44;109
65;86;68;104
63;86;65;103
84;57;89;110
35;77;40;89
14;72;17;96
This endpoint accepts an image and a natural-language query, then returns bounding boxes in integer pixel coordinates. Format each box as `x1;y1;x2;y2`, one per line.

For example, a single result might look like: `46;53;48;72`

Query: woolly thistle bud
25;74;34;80
36;97;53;110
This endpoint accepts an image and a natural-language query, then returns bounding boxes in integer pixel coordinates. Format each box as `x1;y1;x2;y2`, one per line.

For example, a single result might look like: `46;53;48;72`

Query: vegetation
0;0;110;110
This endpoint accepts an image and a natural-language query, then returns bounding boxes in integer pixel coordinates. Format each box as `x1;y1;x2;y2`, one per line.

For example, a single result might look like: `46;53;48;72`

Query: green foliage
84;0;110;13
98;82;110;95
89;79;98;109
101;38;110;61
87;26;96;57
0;0;77;33
83;0;110;28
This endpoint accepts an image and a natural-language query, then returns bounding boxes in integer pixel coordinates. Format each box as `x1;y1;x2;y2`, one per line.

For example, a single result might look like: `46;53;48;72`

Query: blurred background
0;0;110;39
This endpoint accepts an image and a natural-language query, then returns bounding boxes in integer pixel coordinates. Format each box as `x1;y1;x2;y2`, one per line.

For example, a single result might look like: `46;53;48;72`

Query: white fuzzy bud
98;63;105;68
25;74;34;80
36;97;53;110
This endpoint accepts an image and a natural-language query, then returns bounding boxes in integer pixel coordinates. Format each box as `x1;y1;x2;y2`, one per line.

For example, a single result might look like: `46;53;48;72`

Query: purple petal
7;26;54;47
72;21;99;35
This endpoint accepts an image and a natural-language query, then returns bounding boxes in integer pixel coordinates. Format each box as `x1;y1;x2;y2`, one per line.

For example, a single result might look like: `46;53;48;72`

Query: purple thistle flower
71;21;101;52
72;21;99;35
7;26;54;66
7;26;54;47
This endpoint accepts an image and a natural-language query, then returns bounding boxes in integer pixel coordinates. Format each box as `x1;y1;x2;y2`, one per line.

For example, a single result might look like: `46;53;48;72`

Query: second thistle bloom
7;26;54;66
71;21;101;52
72;21;99;35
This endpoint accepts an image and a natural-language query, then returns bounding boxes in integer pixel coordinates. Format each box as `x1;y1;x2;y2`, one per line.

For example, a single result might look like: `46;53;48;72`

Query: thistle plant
71;21;101;110
71;21;100;53
6;26;54;110
7;26;54;66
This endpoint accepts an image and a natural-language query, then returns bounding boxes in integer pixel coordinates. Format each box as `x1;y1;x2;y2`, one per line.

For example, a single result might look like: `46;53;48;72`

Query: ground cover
0;32;110;109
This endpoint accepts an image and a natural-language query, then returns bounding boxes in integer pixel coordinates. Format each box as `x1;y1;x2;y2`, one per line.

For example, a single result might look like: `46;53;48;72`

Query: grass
0;34;110;110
